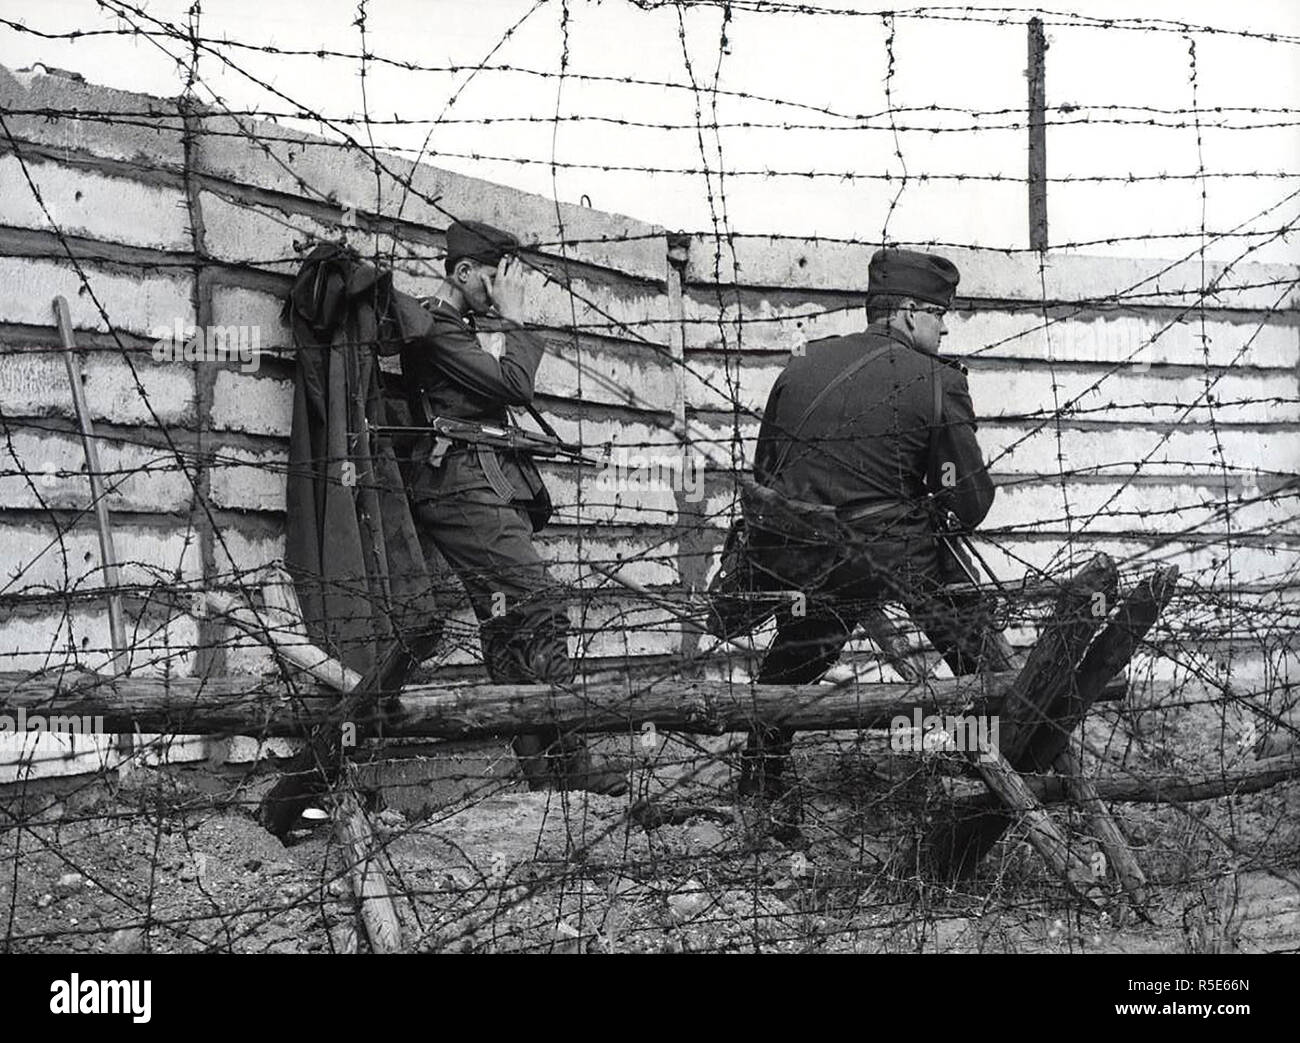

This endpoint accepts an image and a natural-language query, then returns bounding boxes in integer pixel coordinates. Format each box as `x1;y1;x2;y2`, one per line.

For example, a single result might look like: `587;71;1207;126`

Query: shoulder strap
523;401;559;439
768;342;893;478
932;360;944;438
926;359;945;489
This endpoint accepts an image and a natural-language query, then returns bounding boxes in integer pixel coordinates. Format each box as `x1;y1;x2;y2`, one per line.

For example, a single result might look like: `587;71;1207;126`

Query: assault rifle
368;414;610;469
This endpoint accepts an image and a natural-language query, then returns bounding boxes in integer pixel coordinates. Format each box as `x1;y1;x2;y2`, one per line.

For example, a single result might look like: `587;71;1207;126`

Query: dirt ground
2;739;1298;954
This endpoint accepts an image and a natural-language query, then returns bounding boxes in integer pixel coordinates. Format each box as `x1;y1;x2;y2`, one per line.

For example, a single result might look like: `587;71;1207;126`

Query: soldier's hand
487;255;527;322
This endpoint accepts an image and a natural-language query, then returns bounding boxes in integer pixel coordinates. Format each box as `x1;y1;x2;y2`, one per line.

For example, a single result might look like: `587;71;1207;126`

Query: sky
1;0;1297;263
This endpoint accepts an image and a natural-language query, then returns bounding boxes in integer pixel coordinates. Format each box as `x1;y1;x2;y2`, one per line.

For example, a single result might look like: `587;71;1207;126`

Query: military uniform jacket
395;295;548;503
754;323;994;533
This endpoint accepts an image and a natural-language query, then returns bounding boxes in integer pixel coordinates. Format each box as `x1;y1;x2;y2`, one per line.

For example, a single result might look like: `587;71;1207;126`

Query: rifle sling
766;342;894;480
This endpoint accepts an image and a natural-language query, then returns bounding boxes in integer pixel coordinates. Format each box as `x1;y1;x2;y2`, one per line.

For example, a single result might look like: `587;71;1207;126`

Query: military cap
445;219;519;267
866;247;960;308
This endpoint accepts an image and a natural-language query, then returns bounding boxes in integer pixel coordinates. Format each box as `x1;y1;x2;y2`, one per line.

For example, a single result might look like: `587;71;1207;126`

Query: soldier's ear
899;298;918;333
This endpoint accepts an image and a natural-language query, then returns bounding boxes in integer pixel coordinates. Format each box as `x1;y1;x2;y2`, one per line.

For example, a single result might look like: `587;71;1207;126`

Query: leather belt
835;501;900;524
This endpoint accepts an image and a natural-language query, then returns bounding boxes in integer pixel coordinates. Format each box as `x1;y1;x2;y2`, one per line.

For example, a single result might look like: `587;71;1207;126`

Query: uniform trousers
743;524;1011;792
410;485;572;684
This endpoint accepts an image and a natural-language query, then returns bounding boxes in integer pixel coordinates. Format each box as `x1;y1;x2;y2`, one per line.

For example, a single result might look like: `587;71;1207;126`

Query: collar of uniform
866;321;920;354
424;295;476;330
866;320;966;372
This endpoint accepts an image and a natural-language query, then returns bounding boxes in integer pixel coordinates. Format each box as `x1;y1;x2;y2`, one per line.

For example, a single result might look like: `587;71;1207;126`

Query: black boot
511;731;628;796
738;728;804;846
511;731;558;791
556;734;629;796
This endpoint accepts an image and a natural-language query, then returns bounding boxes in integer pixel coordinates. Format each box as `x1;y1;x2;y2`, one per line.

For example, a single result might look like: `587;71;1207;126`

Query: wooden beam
990;569;1173;900
971;745;1096;896
202;590;363;693
859;606;944;683
948;753;1300;806
260;566;308;639
257;637;410;837
1000;554;1119;761
0;668;1125;740
334;766;403;953
1033;569;1177;918
1055;745;1151;918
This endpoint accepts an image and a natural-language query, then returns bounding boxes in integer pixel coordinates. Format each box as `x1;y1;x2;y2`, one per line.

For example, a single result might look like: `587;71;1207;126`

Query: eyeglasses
909;303;948;318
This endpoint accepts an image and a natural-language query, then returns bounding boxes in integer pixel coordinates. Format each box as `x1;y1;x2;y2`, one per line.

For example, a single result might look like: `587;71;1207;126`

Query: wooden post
925;563;1177;886
1033;568;1177;918
53;297;128;676
843;565;1153;900
922;555;1118;879
1055;744;1151;918
258;637;410;837
860;607;944;683
1023;566;1178;772
334;765;403;953
1000;555;1118;757
1027;17;1049;252
191;583;404;948
971;745;1097;897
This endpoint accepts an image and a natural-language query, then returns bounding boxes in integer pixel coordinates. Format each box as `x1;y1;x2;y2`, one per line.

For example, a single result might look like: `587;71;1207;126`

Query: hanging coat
281;243;443;677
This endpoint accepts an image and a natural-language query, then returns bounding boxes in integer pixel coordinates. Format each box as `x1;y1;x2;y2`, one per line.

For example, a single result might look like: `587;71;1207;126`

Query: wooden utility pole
1027;17;1049;251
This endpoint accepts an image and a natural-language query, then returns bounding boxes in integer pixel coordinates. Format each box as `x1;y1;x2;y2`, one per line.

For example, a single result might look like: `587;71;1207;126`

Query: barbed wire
0;0;1297;955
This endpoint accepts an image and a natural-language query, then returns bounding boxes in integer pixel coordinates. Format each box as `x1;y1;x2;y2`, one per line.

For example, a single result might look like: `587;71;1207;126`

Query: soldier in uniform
741;247;1010;800
399;219;625;795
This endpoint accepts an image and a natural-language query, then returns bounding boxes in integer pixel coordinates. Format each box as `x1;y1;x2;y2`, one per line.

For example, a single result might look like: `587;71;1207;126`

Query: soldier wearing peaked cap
739;246;1011;807
395;218;626;795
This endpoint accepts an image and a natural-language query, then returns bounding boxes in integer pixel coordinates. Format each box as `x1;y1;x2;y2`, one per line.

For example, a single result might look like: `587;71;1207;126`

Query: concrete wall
1;64;1297;780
